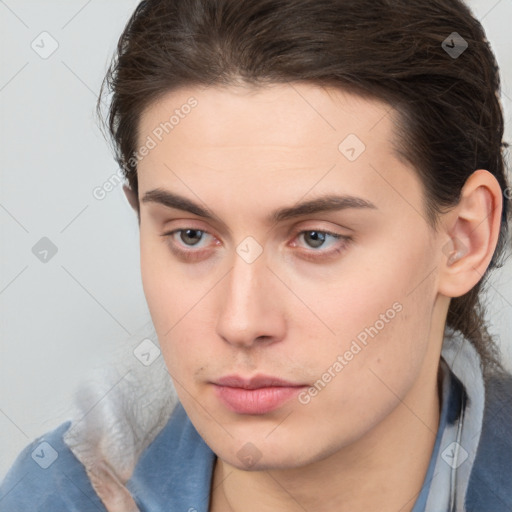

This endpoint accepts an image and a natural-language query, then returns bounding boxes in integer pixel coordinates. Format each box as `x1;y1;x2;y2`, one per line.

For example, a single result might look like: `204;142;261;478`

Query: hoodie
0;323;511;511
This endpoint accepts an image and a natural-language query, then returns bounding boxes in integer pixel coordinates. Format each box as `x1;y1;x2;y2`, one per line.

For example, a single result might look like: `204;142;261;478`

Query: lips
212;374;308;414
215;374;305;389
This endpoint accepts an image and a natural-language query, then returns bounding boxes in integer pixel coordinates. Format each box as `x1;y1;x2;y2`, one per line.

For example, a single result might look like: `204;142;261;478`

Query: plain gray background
1;0;511;480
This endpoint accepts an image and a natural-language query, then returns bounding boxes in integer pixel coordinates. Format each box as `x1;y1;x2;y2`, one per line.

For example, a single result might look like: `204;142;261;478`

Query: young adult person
1;0;511;510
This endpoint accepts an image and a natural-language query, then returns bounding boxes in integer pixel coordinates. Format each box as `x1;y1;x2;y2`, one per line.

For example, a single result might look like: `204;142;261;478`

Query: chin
228;451;307;472
216;435;333;472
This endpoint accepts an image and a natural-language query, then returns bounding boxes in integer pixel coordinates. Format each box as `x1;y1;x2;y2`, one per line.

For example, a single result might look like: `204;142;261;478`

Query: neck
209;356;442;512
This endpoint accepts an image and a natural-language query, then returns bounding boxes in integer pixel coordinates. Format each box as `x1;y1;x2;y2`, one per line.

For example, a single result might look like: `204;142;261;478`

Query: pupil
307;231;325;248
182;229;202;245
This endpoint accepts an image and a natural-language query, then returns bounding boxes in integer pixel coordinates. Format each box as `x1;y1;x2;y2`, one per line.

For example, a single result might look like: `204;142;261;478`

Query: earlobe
123;184;139;212
438;170;503;298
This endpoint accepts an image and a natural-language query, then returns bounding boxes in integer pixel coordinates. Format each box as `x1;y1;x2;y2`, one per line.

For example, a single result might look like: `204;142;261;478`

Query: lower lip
212;384;307;414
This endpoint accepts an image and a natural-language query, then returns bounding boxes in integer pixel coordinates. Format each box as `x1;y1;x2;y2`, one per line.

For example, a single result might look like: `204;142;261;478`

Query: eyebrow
141;188;377;224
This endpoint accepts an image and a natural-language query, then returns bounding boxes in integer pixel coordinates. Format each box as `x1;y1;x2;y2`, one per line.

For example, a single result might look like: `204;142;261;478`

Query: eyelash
160;227;352;262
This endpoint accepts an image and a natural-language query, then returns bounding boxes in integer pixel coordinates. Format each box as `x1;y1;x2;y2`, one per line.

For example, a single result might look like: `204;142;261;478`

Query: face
136;83;445;470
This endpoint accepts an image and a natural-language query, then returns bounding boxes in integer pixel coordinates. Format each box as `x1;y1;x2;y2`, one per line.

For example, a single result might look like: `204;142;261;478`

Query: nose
215;251;286;349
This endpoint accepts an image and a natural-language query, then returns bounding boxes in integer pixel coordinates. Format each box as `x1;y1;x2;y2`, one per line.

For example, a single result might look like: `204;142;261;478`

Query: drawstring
448;389;466;512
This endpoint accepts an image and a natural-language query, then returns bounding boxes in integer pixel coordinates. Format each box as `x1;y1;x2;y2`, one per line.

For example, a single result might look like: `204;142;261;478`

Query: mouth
211;374;309;415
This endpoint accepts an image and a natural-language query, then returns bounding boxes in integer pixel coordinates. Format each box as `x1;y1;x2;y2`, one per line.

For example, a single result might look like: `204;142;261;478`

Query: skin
127;82;502;512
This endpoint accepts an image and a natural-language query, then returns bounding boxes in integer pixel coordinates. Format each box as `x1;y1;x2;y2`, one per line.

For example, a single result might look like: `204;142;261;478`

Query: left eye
296;230;343;250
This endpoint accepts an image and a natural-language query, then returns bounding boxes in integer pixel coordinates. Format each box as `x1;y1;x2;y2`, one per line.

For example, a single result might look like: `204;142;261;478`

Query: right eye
160;228;220;261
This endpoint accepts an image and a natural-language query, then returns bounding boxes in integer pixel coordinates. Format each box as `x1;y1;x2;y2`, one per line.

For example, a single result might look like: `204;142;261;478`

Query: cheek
139;234;220;381
140;237;170;331
299;298;433;457
140;235;185;356
286;231;434;358
293;236;437;438
140;231;199;330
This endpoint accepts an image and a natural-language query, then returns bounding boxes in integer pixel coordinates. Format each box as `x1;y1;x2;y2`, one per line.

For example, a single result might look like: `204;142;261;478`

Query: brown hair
98;0;510;377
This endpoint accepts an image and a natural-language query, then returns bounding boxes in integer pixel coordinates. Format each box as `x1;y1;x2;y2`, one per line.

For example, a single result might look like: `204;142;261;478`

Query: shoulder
0;421;106;512
466;371;512;511
0;404;216;512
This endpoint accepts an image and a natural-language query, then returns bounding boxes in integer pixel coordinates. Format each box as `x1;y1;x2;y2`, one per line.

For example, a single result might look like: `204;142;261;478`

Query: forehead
137;83;397;154
135;83;423;224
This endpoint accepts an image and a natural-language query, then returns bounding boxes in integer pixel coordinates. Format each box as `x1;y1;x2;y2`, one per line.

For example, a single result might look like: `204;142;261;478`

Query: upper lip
214;374;306;389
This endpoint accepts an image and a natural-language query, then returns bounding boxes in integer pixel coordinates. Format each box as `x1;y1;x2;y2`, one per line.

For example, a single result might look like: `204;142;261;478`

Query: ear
438;169;503;298
123;184;139;212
